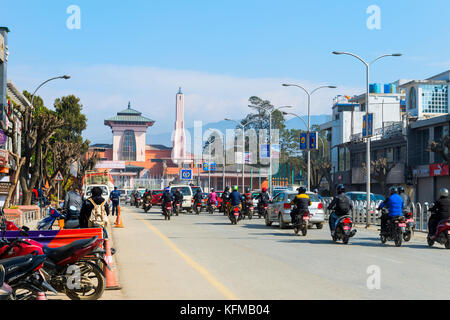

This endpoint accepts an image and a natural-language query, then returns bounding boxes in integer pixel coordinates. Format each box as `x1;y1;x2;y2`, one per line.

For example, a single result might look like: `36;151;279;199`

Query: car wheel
278;214;286;229
265;214;272;227
316;223;323;229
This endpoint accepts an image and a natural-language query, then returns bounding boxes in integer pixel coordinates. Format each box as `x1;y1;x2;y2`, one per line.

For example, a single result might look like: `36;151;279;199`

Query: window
409;87;417;110
421;85;448;114
122;130;136;161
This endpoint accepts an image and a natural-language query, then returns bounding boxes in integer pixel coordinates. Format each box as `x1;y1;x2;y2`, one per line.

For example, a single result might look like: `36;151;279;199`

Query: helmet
165;187;170;192
298;187;306;194
211;188;215;192
313;189;319;194
233;186;239;191
336;184;345;194
245;187;250;193
389;186;398;195
398;186;404;193
262;187;267;193
225;186;230;191
440;188;449;198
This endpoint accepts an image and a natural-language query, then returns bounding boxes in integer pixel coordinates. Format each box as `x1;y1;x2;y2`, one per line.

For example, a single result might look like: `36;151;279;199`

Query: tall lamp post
250;105;292;196
282;84;336;191
332;51;401;227
30;75;71;188
225;118;259;192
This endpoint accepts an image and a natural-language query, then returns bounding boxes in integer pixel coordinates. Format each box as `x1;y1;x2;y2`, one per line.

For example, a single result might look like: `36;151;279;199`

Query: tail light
318;203;323;209
303;211;309;217
407;212;413;217
343;218;351;224
234;207;239;212
264;204;268;209
284;203;291;209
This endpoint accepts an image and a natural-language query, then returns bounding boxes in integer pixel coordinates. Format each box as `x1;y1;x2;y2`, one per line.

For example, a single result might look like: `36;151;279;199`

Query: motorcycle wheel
380;235;387;244
332;233;337;243
301;224;308;236
394;231;403;247
445;238;450;249
248;211;253;220
294;226;299;235
343;235;349;245
168;213;171;221
265;215;272;226
65;261;106;301
427;236;435;247
403;230;412;242
316;223;323;229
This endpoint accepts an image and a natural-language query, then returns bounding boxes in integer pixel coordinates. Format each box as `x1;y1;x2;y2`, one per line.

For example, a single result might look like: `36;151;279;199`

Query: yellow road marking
129;210;239;300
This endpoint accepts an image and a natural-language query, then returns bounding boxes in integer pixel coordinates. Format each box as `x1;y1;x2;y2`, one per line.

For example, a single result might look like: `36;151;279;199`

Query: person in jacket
398;186;410;213
428;188;450;239
109;187;121;216
378;187;404;235
79;186;110;238
256;187;270;216
208;188;218;207
291;187;312;226
221;186;231;214
327;184;353;235
161;187;174;215
64;185;83;220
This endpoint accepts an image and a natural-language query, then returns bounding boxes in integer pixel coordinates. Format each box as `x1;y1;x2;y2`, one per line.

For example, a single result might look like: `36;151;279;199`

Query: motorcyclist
64;185;83;227
428;188;450;240
208;188;218;207
242;187;253;214
173;188;184;207
221;186;231;214
161;187;174;216
193;189;203;207
398;186;410;213
378;187;404;235
327;184;352;235
256;187;270;217
229;186;242;217
291;186;311;226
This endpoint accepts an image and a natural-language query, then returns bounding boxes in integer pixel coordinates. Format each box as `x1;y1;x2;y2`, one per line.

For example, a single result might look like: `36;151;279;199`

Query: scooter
379;209;406;247
258;203;268;219
403;211;415;242
427;218;450;249
331;214;357;244
230;206;241;225
164;203;173;221
207;200;216;214
194;200;202;215
243;199;253;220
143;196;152;213
293;209;310;236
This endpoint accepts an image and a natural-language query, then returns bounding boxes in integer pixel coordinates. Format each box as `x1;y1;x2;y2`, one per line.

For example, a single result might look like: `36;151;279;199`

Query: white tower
172;87;186;165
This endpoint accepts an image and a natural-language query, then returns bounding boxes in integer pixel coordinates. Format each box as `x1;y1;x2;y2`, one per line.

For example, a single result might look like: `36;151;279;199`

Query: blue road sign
300;133;308;150
260;144;270;159
309;132;318;150
203;162;216;172
180;169;192;180
362;113;373;138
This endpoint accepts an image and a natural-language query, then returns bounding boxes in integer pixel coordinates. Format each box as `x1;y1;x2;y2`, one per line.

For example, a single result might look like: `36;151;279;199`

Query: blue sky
2;0;449;143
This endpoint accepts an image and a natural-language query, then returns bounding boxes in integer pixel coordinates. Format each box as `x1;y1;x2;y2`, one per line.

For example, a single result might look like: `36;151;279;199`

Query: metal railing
350;122;403;142
322;199;431;232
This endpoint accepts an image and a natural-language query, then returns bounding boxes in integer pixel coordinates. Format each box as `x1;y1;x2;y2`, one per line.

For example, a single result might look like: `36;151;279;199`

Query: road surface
111;205;450;300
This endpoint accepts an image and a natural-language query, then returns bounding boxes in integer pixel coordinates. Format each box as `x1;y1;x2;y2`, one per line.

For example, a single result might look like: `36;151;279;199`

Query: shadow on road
241;224;274;230
195;222;232;226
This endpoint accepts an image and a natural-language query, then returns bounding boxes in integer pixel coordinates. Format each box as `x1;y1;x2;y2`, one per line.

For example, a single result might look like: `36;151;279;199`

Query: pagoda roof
105;102;155;127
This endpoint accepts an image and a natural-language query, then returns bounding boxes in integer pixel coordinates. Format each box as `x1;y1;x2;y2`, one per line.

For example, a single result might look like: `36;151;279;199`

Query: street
111;205;450;300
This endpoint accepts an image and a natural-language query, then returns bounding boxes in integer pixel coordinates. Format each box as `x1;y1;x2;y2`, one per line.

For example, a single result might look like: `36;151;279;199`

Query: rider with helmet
398;186;410;213
208;188;218;207
243;187;253;216
428;188;450;240
229;186;243;219
327;184;352;235
256;187;270;217
290;186;311;226
378;186;404;235
221;186;231;214
313;188;323;200
161;187;174;215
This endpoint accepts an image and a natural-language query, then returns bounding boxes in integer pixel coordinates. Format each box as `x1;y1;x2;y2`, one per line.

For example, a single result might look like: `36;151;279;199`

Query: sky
1;0;449;144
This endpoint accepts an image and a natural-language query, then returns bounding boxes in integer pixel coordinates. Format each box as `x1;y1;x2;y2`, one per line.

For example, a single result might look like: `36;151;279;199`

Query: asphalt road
112;205;450;300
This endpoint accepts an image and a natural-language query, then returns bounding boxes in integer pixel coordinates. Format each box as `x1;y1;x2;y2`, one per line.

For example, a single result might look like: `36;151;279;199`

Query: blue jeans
112;200;119;216
329;212;338;232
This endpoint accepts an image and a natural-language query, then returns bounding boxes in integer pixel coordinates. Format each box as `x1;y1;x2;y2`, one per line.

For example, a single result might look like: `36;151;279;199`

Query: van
170;185;194;212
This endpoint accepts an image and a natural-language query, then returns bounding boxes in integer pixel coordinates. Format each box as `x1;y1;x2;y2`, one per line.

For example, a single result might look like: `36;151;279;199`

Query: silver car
265;191;325;229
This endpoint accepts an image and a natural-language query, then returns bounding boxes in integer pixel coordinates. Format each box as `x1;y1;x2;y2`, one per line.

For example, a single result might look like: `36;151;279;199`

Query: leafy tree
362;157;396;196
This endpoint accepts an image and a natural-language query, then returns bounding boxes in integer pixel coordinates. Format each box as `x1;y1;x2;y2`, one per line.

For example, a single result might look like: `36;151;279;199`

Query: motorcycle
331;214;357;244
258;203;268;219
207;200;216;214
164;202;173;221
0;221;107;300
427;217;450;249
230;206;241;225
379;209;406;247
242;198;253;220
293;208;310;236
0;255;57;300
403;211;415;242
223;200;231;216
135;195;142;208
173;200;182;216
194;200;202;215
143;195;152;213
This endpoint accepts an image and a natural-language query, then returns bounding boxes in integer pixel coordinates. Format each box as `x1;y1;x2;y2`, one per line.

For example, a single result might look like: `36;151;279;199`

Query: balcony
351;122;403;142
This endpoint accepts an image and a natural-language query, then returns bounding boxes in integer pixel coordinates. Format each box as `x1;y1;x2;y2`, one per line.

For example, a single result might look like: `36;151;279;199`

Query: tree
362;157;396;195
429;135;450;163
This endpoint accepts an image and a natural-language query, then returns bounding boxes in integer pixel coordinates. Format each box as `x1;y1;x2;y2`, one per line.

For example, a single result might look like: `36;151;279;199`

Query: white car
170;185;194;212
265;191;325;229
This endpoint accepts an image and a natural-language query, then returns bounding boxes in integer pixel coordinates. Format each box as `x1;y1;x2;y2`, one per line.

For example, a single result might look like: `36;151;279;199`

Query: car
373;194;385;202
170;185;194;212
251;191;272;212
151;190;164;206
265;191;325;229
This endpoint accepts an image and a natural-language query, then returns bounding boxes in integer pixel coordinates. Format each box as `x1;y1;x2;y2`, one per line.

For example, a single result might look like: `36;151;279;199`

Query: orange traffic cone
103;238;121;290
114;206;124;228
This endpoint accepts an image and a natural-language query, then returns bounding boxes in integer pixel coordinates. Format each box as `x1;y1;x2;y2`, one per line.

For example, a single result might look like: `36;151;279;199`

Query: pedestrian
64;185;83;222
109;186;121;216
80;186;110;239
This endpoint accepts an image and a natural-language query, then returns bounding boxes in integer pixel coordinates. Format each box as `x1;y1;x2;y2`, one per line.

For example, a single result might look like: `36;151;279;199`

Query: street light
282;83;336;191
249;105;292;195
30;75;71;188
225;118;259;192
332;51;402;227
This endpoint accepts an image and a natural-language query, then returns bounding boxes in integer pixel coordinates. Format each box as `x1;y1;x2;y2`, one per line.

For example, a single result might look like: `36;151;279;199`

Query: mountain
147;115;332;147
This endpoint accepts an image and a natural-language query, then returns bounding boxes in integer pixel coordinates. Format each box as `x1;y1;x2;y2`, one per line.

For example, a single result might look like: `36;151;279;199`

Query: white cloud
8;64;361;143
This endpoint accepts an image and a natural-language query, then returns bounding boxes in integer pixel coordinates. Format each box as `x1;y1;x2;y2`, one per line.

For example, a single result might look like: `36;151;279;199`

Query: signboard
0;149;8;167
300;133;308;150
0;182;11;195
260;144;270;159
362;113;373;138
180;169;192;180
95;161;126;169
309;132;318;150
0;33;4;62
245;152;251;164
430;164;449;177
55;171;64;181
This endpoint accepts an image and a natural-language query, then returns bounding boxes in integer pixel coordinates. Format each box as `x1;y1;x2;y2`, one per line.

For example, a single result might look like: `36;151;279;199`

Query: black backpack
336;195;351;214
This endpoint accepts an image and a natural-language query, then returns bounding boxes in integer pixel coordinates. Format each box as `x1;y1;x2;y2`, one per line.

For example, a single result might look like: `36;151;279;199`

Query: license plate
448;231;450;235
343;226;350;230
406;219;414;223
398;223;406;227
167;207;172;210
250;207;253;210
234;212;239;216
303;217;309;220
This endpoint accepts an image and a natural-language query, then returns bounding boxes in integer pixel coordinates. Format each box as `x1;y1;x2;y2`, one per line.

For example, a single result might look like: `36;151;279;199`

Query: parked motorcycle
380;209;406;247
427;217;450;249
230;206;241;225
331;214;357;244
0;265;13;300
293;208;310;236
403;211;415;242
164;202;173;221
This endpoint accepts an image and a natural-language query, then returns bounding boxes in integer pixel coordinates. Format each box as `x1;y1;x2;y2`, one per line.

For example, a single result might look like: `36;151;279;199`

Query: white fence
322;199;431;232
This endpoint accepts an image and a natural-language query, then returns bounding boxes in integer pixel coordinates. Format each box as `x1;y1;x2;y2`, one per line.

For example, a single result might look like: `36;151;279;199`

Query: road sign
362;113;373;138
260;144;270;159
55;171;64;181
300;133;308;150
180;169;192;180
309;132;318;150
